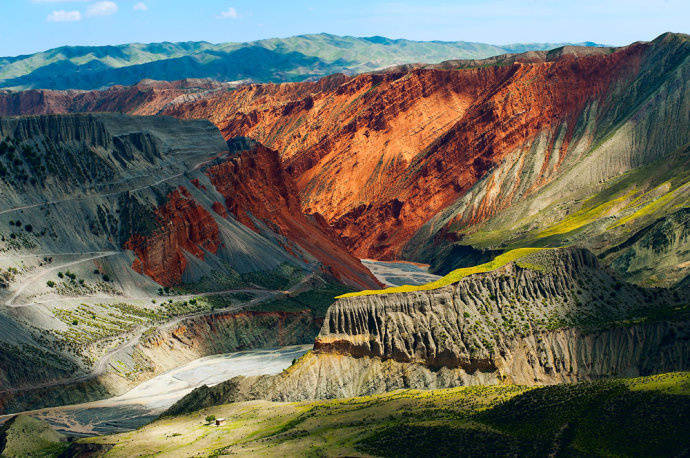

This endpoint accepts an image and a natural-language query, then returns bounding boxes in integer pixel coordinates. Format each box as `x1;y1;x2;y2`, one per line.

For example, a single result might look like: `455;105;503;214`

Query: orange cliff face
203;142;381;290
1;42;659;261
161;44;647;259
124;186;221;286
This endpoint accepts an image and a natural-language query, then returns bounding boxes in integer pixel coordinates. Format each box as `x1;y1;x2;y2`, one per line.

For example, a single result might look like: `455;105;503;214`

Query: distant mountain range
0;33;605;90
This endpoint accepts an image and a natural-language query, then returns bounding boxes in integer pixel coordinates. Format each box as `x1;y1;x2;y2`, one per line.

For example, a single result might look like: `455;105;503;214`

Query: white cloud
85;1;118;17
217;7;238;19
133;2;148;11
46;10;82;22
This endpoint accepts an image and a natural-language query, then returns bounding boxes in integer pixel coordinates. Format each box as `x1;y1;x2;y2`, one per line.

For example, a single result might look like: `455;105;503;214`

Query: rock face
1;34;686;274
0;113;378;292
125;187;222;286
404;33;690;275
159;34;688;260
165;248;690;410
203;138;381;288
183;317;688;405
40;33;679;265
313;249;681;370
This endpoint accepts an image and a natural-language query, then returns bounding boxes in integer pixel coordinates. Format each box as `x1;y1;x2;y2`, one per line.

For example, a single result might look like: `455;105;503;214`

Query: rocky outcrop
404;32;690;278
2;35;686;266
172;319;688;409
0;113;378;291
0;113;378;413
203;139;381;289
165;248;690;412
124;187;221;286
159;39;659;259
601;208;690;287
313;249;680;368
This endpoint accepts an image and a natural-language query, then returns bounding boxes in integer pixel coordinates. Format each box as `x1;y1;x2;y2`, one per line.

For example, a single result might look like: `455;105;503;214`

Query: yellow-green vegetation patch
610;180;690;229
76;372;690;457
452;146;690;253
537;189;636;238
338;248;546;298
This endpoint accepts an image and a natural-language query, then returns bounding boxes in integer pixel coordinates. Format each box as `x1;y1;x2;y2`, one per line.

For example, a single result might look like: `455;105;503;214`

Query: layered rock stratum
165;248;689;413
2;34;687;290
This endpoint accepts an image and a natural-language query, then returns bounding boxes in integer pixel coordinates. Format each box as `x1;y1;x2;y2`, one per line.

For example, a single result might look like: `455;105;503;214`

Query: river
361;259;441;286
5;344;311;436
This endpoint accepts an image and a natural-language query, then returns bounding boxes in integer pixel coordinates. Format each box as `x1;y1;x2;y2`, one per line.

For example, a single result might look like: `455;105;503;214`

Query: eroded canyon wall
164;248;689;413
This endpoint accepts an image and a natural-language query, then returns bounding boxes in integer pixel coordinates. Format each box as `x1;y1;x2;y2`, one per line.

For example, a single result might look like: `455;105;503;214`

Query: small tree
46;280;55;288
205;415;216;424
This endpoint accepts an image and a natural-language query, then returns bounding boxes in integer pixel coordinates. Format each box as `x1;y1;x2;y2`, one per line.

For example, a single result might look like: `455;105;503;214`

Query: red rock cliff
160;44;647;258
203;142;381;290
124;186;221;286
4;38;676;262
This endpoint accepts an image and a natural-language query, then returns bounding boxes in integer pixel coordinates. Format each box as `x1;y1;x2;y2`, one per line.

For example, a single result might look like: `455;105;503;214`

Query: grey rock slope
601;208;690;287
0;113;370;414
165;248;689;414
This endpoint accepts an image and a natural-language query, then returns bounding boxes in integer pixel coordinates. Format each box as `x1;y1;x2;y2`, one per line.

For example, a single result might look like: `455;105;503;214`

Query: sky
0;0;687;56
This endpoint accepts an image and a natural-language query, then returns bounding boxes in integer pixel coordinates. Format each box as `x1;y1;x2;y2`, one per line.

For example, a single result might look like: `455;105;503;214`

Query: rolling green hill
65;372;690;457
0;33;604;90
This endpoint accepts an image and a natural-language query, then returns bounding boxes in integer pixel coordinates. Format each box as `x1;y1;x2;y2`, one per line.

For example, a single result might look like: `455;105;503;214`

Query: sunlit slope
0;34;599;90
70;372;690;457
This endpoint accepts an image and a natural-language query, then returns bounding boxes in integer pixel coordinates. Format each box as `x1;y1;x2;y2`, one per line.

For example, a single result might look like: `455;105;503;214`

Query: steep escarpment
167;248;689;411
314;248;687;376
0;113;377;295
405;32;690;279
1;34;686;270
202;138;380;289
124;187;222;286
159;39;665;259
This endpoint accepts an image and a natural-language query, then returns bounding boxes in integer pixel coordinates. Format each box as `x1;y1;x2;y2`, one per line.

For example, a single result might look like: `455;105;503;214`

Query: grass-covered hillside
338;247;545;297
0;34;602;90
66;371;690;457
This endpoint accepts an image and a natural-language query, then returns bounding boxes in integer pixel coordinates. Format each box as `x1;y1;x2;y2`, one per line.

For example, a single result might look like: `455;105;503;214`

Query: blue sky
1;0;687;56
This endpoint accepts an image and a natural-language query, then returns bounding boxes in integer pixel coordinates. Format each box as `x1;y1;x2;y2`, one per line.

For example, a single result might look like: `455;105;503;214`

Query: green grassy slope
0;414;67;457
0;34;603;90
338;247;546;297
72;371;690;457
